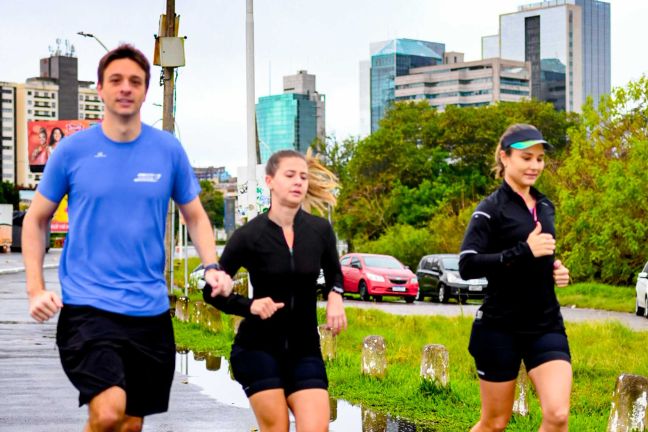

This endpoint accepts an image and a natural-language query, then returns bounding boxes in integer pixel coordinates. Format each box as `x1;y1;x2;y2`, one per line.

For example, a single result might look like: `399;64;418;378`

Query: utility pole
246;0;258;220
162;0;177;290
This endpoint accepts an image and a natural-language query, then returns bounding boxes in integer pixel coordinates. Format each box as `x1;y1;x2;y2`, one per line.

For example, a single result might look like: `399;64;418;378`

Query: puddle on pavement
176;349;434;431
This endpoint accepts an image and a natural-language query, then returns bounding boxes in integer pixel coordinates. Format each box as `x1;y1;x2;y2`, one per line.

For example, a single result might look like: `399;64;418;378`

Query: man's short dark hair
97;44;151;89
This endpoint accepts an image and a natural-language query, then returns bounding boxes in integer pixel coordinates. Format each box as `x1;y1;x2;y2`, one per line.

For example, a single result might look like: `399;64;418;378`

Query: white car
635;261;648;318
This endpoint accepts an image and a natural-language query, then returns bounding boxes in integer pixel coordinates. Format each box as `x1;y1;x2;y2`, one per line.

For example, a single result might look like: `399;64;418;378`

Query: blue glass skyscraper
256;93;317;164
370;39;445;132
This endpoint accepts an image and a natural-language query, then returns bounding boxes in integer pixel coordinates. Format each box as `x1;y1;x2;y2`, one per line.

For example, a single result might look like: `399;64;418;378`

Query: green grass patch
556;282;636;313
174;306;648;430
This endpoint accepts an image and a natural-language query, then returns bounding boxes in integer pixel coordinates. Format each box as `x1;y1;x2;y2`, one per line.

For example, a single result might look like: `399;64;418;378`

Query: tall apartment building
0;83;18;183
256;71;325;164
394;56;531;109
482;0;610;112
368;39;445;132
1;51;103;187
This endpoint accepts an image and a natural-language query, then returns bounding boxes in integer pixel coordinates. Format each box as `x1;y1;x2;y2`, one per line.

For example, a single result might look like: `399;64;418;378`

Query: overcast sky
1;0;646;174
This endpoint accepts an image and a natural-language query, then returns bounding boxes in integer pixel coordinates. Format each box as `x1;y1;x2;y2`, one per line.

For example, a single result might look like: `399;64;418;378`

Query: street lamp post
246;0;258;220
76;31;109;52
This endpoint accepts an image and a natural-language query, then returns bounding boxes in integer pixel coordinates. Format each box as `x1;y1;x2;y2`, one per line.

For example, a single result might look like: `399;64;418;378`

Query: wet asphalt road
0;263;257;432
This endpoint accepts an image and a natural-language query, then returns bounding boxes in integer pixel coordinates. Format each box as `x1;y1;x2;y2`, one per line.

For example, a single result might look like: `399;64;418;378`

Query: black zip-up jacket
459;181;564;334
203;209;343;356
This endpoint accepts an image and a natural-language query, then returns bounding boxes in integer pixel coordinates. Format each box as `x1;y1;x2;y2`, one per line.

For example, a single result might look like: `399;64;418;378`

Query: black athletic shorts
56;305;176;417
229;345;328;397
468;319;571;382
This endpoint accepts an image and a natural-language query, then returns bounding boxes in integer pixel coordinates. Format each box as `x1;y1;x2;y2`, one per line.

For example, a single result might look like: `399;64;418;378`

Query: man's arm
23;192;63;322
177;197;232;297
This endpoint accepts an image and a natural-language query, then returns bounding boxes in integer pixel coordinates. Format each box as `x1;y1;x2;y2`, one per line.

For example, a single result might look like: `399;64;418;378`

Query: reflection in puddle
176;350;433;431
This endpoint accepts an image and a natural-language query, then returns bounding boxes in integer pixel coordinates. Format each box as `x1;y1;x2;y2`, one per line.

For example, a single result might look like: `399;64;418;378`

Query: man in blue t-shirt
22;44;232;431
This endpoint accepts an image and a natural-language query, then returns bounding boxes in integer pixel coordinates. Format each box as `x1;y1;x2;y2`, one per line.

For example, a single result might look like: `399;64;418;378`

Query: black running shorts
229;345;328;397
56;305;176;417
468;319;571;382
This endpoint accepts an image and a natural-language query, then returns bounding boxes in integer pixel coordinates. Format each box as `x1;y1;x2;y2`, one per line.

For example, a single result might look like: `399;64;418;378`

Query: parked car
416;254;487;303
340;253;418;303
635;261;648;318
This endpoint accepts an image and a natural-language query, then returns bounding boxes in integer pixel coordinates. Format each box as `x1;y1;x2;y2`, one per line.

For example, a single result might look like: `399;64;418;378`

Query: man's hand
527;222;556;257
553;259;570;288
326;292;347;336
29;290;63;322
204;269;234;298
250;298;285;319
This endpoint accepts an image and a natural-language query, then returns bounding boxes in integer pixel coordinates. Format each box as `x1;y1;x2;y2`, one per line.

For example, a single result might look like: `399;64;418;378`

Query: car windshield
442;257;459;271
363;256;403;269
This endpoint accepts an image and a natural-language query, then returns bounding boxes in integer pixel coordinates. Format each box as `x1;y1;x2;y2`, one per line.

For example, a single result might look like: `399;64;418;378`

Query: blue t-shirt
38;124;200;316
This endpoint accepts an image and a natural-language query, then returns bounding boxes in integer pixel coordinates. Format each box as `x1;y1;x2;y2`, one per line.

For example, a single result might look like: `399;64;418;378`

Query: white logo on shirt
94;151;107;158
133;173;162;183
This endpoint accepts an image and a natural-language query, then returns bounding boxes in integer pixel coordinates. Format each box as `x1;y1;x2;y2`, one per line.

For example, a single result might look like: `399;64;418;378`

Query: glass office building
370;39;444;132
499;0;610;112
256;93;317;164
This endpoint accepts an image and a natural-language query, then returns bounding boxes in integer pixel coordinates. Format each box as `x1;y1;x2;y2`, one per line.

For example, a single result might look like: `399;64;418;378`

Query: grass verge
173;306;647;431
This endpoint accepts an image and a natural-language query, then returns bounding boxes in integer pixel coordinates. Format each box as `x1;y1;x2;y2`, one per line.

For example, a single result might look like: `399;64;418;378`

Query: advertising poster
27;120;96;173
27;120;97;232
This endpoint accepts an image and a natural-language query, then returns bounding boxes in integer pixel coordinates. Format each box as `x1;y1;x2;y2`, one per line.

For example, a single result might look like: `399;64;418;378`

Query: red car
340;253;419;303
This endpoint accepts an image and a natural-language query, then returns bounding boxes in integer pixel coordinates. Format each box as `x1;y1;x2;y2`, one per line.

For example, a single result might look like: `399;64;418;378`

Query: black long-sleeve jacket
459;181;564;334
203;209;343;356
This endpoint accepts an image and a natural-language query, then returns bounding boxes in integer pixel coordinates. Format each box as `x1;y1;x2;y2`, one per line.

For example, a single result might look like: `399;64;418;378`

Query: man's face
97;58;147;119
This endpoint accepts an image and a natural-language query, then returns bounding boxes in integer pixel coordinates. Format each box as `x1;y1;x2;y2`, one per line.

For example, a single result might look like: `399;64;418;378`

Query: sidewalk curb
0;263;58;275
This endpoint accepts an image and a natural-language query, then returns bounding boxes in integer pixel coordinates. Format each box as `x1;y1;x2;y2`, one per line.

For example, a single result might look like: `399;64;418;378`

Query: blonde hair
265;149;338;214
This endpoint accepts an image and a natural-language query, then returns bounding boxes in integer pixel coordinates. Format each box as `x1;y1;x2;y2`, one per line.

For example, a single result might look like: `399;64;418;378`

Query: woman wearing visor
459;124;571;432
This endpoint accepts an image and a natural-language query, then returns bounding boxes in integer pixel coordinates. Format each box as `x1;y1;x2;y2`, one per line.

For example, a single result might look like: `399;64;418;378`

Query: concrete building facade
395;57;531;109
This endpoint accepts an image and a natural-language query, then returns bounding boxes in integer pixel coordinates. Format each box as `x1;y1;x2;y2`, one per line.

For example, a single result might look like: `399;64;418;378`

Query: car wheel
416;290;424;302
636;298;645;316
374;295;383;302
359;281;370;301
405;296;415;304
644;296;648;318
438;284;449;304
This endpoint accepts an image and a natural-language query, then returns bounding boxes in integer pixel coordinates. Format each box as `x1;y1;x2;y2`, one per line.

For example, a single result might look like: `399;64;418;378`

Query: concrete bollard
512;363;530;416
203;304;223;333
318;324;336;362
361;335;387;379
361;406;387;431
206;353;222;371
189;301;206;325
607;373;648;431
175;296;190;322
420;344;450;387
329;397;338;422
232;316;244;334
168;294;177;317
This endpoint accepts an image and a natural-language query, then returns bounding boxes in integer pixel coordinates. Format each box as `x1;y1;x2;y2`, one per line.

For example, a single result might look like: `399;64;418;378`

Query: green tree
0;181;19;210
335;98;575;250
310;135;357;184
554;76;648;284
199;180;224;228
